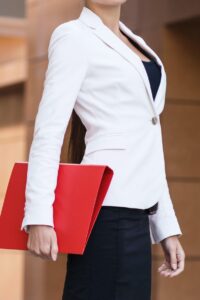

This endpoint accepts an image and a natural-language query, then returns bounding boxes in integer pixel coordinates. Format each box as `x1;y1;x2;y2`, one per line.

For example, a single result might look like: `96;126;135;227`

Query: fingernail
52;254;57;261
172;264;177;270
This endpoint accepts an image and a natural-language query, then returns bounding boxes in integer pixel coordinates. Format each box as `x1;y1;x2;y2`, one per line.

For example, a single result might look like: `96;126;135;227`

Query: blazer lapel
118;20;167;113
79;6;166;113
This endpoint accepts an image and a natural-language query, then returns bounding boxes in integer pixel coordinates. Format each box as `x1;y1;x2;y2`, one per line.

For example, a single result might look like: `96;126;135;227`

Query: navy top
126;34;162;100
142;60;161;100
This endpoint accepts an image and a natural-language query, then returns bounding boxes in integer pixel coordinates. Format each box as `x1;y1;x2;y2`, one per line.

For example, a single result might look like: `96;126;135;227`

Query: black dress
62;34;161;300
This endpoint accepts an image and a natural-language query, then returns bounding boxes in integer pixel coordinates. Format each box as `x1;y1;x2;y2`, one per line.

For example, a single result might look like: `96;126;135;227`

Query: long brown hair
61;109;86;164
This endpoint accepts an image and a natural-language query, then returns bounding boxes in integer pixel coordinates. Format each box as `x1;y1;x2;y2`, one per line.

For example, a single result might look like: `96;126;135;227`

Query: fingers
158;242;185;278
158;260;173;277
50;232;58;261
29;248;52;260
169;246;178;270
169;250;185;278
40;243;52;260
27;227;58;261
28;242;52;260
158;261;169;272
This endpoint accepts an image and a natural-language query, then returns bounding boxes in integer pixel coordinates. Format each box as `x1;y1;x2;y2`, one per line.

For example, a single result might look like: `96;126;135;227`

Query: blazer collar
79;6;166;113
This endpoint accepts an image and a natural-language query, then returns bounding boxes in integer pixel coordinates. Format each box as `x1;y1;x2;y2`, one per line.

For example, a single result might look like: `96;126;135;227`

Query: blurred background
0;0;200;299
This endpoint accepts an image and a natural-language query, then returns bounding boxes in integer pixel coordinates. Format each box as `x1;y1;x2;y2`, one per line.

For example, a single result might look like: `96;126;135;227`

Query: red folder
0;162;113;254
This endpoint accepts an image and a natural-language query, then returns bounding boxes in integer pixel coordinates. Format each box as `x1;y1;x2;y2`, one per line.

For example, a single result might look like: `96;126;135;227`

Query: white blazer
21;6;183;244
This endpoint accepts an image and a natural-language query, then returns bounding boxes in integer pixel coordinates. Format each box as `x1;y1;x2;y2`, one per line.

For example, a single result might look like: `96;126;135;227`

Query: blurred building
0;0;200;299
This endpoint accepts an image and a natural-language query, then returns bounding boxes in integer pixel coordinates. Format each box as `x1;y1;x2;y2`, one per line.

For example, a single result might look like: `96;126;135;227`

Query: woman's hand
158;235;185;277
27;225;58;261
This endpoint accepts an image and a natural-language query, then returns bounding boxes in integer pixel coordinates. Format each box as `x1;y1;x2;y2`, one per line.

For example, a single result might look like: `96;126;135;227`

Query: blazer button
152;116;158;125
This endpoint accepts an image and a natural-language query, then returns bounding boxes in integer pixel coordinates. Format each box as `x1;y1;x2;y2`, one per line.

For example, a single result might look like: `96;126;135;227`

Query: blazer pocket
84;134;128;156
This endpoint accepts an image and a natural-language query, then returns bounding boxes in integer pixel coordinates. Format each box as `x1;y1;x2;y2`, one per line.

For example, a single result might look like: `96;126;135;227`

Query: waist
101;202;158;215
84;125;162;157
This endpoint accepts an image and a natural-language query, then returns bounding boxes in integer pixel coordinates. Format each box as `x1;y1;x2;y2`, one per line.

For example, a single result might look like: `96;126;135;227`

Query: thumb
170;248;177;270
51;235;58;261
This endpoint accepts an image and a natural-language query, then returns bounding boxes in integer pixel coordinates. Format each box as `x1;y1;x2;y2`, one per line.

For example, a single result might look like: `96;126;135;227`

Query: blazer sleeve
20;24;89;233
148;123;183;244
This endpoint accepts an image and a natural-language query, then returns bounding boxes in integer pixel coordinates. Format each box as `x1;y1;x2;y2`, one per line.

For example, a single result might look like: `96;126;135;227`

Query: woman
21;1;185;299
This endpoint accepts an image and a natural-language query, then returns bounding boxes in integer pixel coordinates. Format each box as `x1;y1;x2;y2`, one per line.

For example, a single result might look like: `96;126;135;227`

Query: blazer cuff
20;205;54;233
149;214;183;244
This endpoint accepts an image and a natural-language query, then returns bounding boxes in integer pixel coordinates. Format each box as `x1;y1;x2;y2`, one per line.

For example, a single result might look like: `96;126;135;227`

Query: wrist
160;234;179;243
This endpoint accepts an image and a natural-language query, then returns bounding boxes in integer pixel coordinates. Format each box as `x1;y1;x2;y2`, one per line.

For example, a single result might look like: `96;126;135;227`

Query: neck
84;3;122;35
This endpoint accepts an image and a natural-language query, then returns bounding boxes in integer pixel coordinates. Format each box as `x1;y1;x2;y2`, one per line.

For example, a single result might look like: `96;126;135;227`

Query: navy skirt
62;205;153;300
